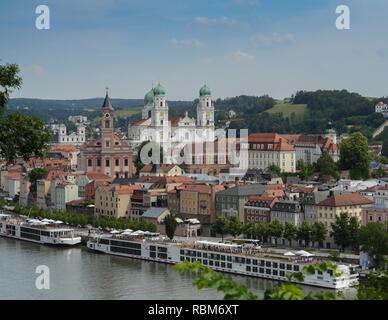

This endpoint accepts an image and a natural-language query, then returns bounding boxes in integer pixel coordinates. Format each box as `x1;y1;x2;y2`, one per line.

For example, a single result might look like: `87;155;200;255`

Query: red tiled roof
248;133;294;151
50;144;79;152
317;193;373;207
131;119;149;126
170;116;181;127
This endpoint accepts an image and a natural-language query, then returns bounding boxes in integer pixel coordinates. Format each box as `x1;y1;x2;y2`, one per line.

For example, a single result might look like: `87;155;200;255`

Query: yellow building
316;192;373;247
248;133;296;173
95;185;142;218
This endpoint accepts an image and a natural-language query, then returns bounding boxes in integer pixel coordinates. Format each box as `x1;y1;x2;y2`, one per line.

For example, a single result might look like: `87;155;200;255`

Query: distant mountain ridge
7;98;146;110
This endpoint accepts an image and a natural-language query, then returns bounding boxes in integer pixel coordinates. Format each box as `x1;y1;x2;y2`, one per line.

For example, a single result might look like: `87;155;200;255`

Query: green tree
297;159;314;181
311;222;327;248
348;217;361;251
28;168;47;193
358;222;388;269
357;270;388;300
269;219;283;246
0;63;52;164
331;212;352;252
255;223;270;244
297;221;311;247
243;222;256;239
339;132;371;180
164;214;177;240
268;164;281;176
283;222;297;247
174;260;338;300
316;151;339;179
211;217;229;242
227;216;243;238
382;134;388;158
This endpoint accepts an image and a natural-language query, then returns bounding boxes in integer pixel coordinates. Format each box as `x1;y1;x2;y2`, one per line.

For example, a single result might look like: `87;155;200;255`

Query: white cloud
252;33;296;46
169;38;203;49
231;50;255;61
194;16;245;28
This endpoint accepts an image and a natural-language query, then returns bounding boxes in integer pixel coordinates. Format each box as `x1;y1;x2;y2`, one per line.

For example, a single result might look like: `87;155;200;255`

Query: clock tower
101;88;115;150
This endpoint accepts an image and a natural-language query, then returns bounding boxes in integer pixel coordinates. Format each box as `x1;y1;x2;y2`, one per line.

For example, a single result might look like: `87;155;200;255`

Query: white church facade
127;84;216;152
58;124;86;146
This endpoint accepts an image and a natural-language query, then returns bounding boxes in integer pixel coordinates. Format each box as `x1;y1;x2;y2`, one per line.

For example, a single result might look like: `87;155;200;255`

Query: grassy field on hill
265;103;308;121
115;107;142;118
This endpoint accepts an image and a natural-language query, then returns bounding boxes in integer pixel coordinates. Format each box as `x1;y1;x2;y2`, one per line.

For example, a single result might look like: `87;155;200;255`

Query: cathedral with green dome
128;83;216;151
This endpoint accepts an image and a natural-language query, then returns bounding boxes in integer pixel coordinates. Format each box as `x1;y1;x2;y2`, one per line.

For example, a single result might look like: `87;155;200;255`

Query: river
0;238;357;300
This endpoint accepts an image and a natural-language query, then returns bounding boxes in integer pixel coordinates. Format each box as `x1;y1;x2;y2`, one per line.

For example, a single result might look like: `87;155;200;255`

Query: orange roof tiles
317;193;373;207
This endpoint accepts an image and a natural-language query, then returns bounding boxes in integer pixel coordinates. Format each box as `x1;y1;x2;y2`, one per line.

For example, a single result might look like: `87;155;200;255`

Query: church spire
102;87;114;110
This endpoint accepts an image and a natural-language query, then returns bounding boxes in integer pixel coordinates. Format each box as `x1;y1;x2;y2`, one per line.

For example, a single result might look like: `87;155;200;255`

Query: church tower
151;83;169;128
101;88;115;151
197;84;215;141
142;88;154;120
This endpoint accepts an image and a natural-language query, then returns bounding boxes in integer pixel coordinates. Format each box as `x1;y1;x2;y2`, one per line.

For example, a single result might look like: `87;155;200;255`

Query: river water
0;238;357;300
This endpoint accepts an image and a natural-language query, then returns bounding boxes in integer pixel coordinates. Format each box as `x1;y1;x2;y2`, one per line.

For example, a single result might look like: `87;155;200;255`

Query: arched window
105;120;110;128
160;101;163;107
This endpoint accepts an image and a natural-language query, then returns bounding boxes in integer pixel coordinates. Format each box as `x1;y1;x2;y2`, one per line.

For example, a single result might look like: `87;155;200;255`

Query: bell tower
101;88;115;150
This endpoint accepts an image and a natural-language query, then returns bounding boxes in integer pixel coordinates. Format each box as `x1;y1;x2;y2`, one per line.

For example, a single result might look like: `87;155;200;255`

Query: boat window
209;260;214;266
266;261;271;268
197;252;202;258
227;256;232;262
203;260;208;265
280;263;285;269
253;267;258;273
246;266;251;272
253;260;258;265
327;270;333;276
293;265;300;272
180;256;184;261
287;264;292;270
266;269;271;275
227;263;232;269
280;271;285;277
259;268;264;274
246;259;251;265
221;255;226;261
215;261;220;267
273;270;278;276
221;262;226;268
273;262;278;268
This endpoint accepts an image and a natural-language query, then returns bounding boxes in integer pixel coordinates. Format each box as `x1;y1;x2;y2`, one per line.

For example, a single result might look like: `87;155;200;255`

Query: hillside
265;103;308;121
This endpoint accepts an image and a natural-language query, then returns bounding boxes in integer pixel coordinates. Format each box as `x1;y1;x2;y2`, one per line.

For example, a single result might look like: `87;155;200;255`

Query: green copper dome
153;83;166;96
199;84;211;97
144;89;154;105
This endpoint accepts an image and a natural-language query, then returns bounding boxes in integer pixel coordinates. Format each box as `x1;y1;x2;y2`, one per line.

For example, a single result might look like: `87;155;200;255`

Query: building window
125;159;129;166
105;120;110;128
97;159;101;167
106;159;110;167
115;159;119;166
88;159;92;167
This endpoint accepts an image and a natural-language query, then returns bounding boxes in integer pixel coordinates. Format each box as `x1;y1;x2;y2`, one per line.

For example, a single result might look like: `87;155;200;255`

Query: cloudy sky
1;0;387;100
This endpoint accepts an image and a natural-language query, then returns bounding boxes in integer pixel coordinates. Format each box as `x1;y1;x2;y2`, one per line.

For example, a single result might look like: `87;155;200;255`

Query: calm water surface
0;238;356;300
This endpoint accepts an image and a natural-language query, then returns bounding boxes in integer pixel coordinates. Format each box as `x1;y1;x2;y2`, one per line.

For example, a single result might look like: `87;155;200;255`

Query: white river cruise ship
87;231;359;289
0;213;81;246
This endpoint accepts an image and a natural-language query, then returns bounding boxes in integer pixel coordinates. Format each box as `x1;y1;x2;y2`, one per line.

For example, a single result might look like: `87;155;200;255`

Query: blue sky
1;0;388;100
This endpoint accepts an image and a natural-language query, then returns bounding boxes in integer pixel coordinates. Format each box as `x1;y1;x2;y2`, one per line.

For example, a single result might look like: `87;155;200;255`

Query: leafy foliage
316;151;339;179
0;63;52;164
28;168;47;193
331;212;360;252
357;270;388;300
164;213;177;240
358;222;388;269
175;260;339;300
339;132;371;180
14;205;156;232
311;222;327;248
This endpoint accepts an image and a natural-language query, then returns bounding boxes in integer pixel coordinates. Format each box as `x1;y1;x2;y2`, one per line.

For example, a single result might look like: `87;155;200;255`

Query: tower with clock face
101;89;115;150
